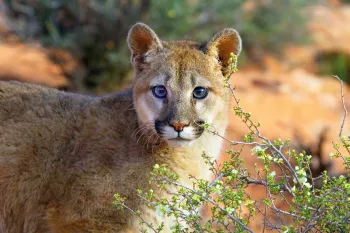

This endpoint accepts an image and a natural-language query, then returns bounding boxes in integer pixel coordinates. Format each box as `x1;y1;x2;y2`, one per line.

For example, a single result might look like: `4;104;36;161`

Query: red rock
0;43;70;88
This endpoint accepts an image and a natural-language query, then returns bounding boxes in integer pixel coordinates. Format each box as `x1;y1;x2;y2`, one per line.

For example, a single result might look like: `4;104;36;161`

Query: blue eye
152;85;167;99
193;87;208;99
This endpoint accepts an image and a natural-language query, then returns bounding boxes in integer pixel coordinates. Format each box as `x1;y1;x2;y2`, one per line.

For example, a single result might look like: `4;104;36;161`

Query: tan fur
0;23;241;232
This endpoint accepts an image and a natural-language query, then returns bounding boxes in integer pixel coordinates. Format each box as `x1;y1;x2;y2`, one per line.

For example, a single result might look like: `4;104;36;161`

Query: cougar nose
169;122;187;132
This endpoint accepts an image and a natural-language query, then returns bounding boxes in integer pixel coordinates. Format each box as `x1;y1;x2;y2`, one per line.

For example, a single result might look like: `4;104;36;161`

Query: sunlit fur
0;23;241;232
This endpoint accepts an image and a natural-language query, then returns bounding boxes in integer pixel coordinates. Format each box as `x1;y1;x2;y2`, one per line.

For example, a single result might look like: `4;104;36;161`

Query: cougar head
128;23;241;147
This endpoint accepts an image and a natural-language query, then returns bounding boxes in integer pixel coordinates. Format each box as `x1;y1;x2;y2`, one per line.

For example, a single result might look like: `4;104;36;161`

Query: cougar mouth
154;120;204;146
168;137;192;141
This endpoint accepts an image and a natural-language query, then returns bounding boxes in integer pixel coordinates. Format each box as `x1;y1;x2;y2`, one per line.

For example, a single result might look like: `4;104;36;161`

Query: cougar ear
205;28;242;69
127;23;163;63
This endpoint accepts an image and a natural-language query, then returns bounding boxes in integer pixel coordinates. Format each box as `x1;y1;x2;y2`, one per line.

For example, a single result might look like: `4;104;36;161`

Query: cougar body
0;23;241;232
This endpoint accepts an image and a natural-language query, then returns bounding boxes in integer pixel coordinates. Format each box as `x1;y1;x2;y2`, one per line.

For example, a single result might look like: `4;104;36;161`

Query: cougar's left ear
205;28;242;69
127;22;163;64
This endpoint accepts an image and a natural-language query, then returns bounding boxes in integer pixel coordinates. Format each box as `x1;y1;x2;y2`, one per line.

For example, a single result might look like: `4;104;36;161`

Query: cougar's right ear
127;23;163;64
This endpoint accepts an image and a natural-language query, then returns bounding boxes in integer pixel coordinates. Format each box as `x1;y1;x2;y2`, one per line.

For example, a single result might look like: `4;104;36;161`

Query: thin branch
155;177;255;233
208;173;225;187
118;203;160;233
245;178;292;193
333;75;348;140
224;83;303;188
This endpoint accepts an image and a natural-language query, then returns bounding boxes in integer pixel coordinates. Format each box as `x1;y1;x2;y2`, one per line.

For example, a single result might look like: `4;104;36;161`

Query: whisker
144;131;156;150
132;126;142;138
151;135;160;154
132;125;147;139
132;121;154;139
122;103;135;112
136;121;155;145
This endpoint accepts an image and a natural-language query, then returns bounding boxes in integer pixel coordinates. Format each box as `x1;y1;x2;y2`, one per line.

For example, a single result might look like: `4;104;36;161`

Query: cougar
0;23;241;232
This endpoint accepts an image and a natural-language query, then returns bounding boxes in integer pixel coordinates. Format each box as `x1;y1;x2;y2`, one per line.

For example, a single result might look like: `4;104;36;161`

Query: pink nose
169;122;187;132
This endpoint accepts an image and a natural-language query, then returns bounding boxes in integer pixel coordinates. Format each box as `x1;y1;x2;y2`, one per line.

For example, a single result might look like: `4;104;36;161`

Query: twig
226;83;303;188
245;178;292;193
155;177;255;233
118;203;160;233
208;173;225;188
333;75;348;140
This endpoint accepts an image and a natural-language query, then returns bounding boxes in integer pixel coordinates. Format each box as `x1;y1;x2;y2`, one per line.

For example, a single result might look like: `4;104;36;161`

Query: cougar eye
193;87;208;99
152;85;167;99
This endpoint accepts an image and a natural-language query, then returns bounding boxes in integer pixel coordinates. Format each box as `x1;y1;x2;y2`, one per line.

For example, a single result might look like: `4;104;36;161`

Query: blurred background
1;0;350;231
3;0;350;93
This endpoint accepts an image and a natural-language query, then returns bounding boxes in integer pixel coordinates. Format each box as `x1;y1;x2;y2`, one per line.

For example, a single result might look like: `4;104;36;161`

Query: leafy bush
113;54;350;232
4;0;317;93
